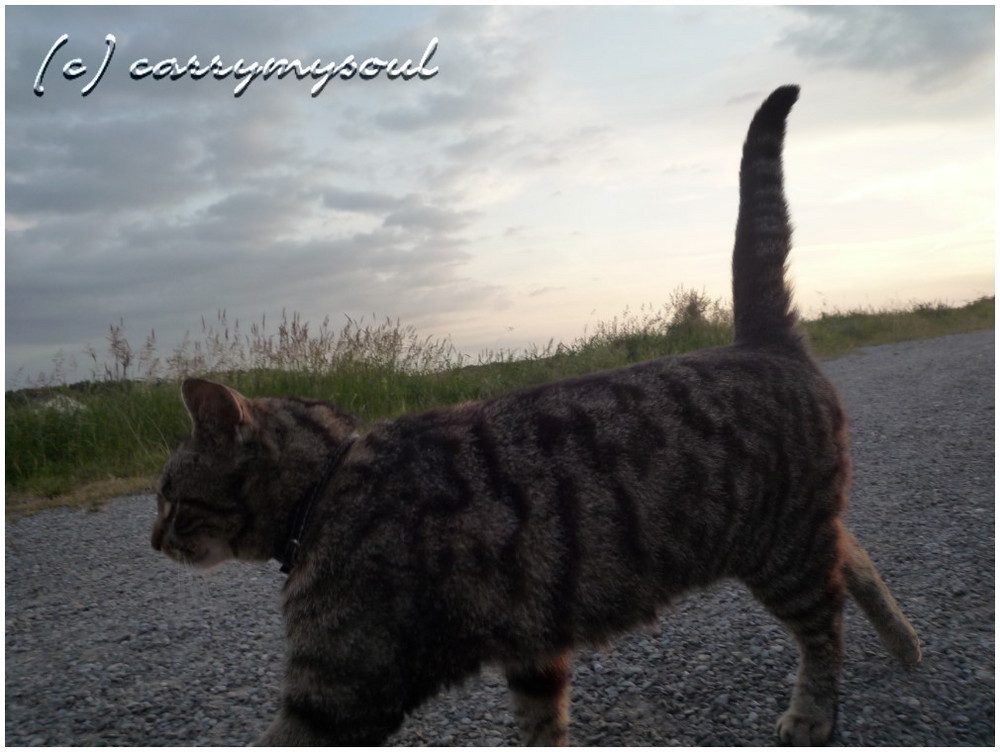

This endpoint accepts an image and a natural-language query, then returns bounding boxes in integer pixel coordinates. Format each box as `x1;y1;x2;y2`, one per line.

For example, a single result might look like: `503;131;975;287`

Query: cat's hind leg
841;527;922;665
504;651;572;746
745;520;846;745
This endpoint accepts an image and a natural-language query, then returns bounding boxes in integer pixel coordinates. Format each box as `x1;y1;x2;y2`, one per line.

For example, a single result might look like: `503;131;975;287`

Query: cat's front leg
254;698;400;746
254;708;315;746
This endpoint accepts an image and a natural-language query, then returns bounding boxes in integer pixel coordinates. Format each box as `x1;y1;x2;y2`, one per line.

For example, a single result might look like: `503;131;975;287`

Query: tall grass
5;292;993;512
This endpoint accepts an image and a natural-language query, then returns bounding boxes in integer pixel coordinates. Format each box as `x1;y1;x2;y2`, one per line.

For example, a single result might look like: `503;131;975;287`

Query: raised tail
732;85;801;349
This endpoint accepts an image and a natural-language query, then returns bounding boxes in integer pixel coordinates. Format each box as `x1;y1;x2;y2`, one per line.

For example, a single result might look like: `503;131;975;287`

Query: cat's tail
731;85;801;349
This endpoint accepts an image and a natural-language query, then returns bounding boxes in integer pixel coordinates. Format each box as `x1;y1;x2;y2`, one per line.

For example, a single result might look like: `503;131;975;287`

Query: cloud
322;186;400;214
5;204;497;354
780;6;994;86
319;188;476;233
384;204;476;233
527;286;565;298
370;7;545;132
374;73;527;131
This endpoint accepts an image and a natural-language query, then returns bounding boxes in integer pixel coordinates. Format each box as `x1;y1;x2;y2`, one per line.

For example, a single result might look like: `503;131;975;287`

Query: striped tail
732;85;801;349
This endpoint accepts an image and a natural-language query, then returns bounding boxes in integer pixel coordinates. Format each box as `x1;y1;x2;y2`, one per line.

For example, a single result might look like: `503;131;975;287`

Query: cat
151;85;921;746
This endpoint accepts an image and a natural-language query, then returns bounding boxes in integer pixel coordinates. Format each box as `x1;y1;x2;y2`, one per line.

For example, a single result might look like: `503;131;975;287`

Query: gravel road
5;329;994;746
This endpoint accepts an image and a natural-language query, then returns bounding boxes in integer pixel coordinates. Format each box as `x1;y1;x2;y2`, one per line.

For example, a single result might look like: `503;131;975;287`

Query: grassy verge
6;294;993;517
804;296;995;358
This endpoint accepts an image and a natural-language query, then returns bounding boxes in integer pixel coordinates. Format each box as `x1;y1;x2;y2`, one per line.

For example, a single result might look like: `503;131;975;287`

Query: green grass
5;294;993;515
804;297;995;358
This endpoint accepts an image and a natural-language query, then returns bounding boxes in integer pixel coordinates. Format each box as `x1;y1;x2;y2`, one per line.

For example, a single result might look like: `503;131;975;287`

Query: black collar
276;434;357;574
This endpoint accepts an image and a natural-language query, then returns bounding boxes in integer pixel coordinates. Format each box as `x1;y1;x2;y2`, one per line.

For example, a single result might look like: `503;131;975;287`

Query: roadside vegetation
6;292;993;516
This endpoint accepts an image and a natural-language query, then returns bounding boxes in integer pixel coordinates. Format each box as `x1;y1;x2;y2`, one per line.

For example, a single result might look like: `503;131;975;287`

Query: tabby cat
152;85;921;746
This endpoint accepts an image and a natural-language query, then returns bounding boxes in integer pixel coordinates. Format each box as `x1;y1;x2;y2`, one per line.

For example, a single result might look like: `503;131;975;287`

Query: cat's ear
181;378;254;444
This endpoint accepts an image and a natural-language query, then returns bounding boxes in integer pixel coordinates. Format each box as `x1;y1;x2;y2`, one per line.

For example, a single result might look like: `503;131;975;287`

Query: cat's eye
173;515;202;535
180;496;242;516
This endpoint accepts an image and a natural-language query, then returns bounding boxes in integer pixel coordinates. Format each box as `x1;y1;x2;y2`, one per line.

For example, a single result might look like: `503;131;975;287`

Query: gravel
5;329;994;746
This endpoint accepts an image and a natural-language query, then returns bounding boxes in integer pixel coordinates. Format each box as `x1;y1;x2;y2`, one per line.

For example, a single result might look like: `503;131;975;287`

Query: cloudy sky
5;5;995;387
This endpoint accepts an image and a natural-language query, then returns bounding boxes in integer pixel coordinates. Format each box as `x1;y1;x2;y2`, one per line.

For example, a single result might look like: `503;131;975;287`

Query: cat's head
151;378;359;570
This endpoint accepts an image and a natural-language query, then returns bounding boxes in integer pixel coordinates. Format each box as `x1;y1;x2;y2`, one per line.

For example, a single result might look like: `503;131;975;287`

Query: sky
5;4;995;388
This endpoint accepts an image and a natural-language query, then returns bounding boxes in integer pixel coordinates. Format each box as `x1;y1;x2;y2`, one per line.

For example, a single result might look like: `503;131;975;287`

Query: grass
804;296;995;357
5;293;993;517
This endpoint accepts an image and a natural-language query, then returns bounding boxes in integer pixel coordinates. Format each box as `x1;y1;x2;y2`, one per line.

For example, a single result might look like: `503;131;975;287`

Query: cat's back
332;343;845;562
364;343;840;460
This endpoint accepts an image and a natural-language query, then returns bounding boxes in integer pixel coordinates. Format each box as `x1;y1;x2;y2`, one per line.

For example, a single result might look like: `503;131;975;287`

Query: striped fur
152;86;920;746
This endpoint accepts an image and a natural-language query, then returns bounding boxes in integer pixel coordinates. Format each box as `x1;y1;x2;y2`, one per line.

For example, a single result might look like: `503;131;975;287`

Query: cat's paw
881;621;922;666
775;708;834;746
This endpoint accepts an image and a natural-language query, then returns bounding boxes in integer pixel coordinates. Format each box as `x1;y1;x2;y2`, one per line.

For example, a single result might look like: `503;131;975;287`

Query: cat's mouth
156;540;200;568
157;536;233;571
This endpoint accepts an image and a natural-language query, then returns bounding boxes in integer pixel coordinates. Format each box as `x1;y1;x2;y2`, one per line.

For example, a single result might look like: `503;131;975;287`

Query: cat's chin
164;540;235;571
